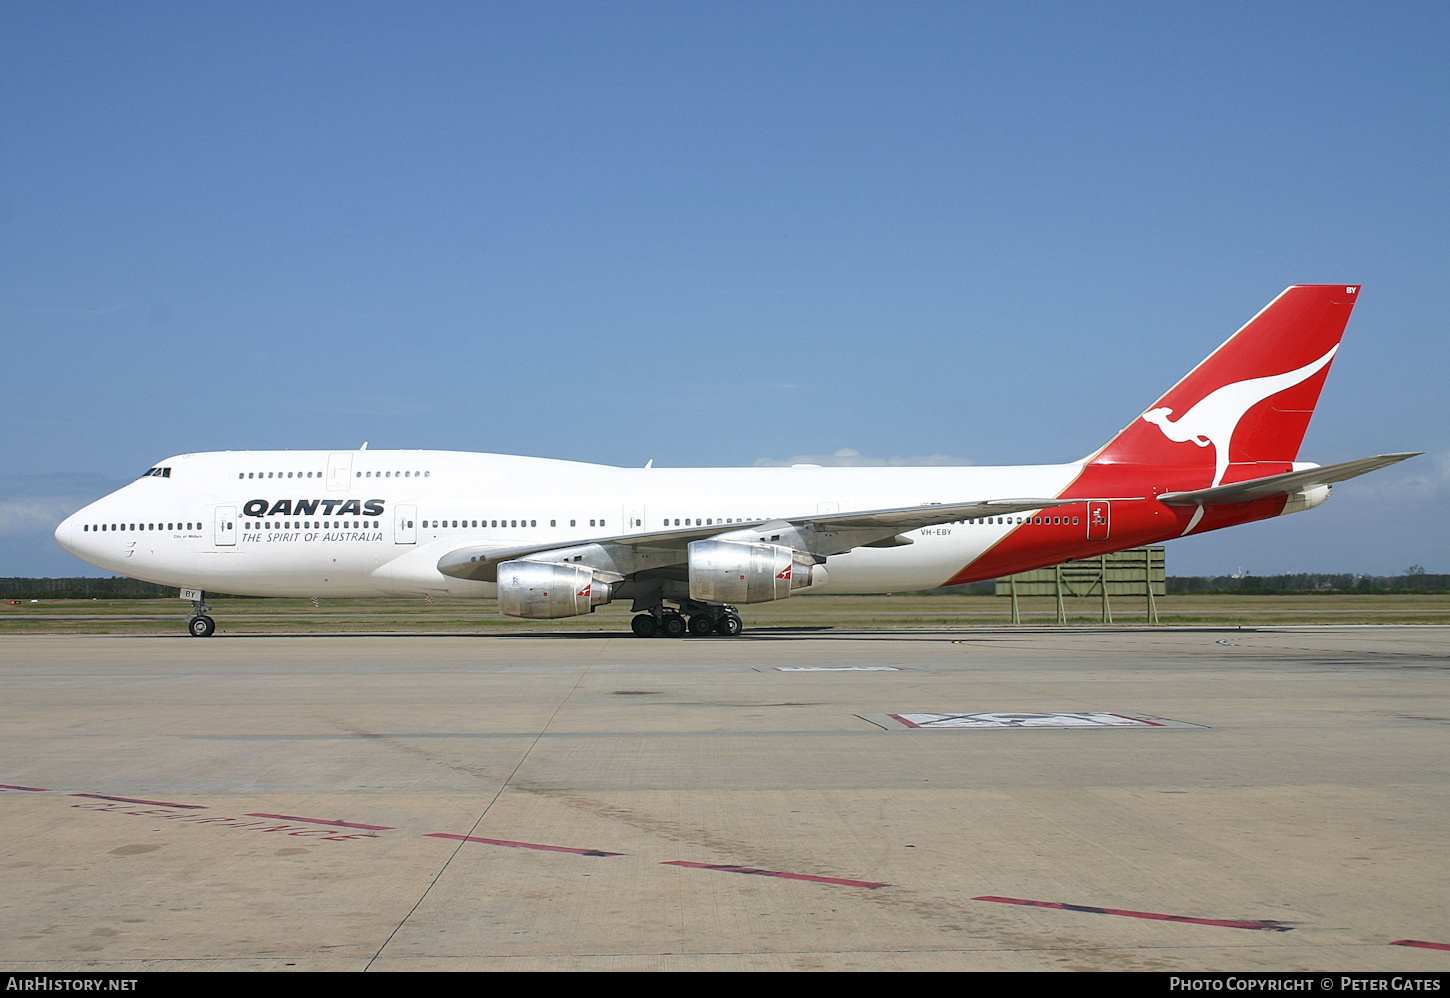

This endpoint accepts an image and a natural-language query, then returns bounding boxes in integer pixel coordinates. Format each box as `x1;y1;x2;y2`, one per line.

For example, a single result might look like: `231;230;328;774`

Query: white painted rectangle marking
857;711;1203;731
894;712;1159;729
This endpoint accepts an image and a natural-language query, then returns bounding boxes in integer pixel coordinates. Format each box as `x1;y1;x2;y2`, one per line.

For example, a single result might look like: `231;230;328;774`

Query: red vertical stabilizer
1088;285;1360;488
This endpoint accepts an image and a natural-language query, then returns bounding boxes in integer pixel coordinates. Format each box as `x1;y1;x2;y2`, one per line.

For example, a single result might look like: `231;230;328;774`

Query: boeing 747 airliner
56;285;1416;638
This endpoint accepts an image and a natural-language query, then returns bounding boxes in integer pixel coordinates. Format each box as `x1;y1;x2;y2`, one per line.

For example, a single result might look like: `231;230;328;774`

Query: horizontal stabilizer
1157;453;1420;507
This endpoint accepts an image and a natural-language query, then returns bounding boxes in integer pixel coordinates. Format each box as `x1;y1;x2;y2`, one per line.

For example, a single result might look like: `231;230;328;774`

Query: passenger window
599;520;604;527
530;520;536;527
550;520;556;527
570;520;575;526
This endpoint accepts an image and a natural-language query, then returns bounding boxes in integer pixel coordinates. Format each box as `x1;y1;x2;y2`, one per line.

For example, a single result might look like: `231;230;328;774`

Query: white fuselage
55;449;1084;598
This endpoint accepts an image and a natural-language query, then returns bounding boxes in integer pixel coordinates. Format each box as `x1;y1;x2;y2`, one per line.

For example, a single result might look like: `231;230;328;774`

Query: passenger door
395;504;416;545
327;453;353;491
1087;501;1111;541
214;506;236;547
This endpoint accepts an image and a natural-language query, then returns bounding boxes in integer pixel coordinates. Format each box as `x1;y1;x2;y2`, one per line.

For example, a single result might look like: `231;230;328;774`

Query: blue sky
2;2;1446;577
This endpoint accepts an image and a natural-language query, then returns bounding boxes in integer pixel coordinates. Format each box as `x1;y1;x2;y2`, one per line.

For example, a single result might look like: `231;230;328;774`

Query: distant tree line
0;578;248;600
1165;572;1450;594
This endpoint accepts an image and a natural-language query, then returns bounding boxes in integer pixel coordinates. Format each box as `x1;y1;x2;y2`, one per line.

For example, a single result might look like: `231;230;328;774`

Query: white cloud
0;474;120;538
0;497;77;536
1330;449;1450;504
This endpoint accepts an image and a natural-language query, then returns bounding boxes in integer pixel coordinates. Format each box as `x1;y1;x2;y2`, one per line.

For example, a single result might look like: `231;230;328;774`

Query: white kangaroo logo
1141;344;1338;488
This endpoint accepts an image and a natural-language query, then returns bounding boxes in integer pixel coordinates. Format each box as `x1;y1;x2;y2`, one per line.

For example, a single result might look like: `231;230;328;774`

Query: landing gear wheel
715;613;743;637
660;613;687;639
188;615;216;638
688;614;716;637
631;613;659;638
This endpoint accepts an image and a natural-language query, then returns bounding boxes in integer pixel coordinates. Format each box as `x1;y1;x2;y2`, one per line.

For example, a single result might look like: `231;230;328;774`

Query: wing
1157;452;1420;507
436;496;1088;583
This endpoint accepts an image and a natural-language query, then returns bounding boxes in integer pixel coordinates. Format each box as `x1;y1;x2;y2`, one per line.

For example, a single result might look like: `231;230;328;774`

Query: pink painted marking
1393;939;1450;952
974;895;1289;931
664;860;889;889
426;833;621;857
887;713;921;728
245;813;393;831
0;784;49;792
71;793;206;810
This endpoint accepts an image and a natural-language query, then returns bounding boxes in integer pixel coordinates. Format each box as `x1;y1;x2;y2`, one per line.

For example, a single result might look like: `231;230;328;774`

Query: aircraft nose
54;510;78;555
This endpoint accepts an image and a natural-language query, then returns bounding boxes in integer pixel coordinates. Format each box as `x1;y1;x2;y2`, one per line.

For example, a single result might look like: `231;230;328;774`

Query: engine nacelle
497;561;614;618
688;540;820;604
1279;483;1331;516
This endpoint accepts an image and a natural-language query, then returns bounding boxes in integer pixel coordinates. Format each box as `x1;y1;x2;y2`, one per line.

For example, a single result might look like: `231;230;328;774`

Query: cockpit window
140;467;172;478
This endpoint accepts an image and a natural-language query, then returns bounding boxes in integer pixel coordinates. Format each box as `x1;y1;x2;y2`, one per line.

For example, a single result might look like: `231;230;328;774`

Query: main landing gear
186;595;216;638
631;601;743;638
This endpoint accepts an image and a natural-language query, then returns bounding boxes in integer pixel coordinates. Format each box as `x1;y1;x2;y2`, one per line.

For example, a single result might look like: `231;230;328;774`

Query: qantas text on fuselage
55;285;1417;638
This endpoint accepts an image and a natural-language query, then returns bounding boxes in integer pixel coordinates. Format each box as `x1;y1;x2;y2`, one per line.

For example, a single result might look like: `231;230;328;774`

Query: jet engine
1279;484;1331;516
497;561;615;618
688;540;821;604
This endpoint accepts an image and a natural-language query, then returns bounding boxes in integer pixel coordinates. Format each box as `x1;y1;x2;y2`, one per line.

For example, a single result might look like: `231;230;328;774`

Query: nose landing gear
186;595;216;637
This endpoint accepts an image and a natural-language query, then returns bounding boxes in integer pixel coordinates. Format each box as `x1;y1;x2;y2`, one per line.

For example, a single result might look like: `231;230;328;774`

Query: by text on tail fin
1089;285;1361;487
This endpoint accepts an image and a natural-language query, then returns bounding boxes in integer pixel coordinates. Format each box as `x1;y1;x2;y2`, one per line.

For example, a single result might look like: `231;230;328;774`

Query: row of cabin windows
953;516;1080;525
84;522;198;532
421;519;605;529
246;521;380;530
236;470;432;479
84;514;1083;535
413;515;1083;530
